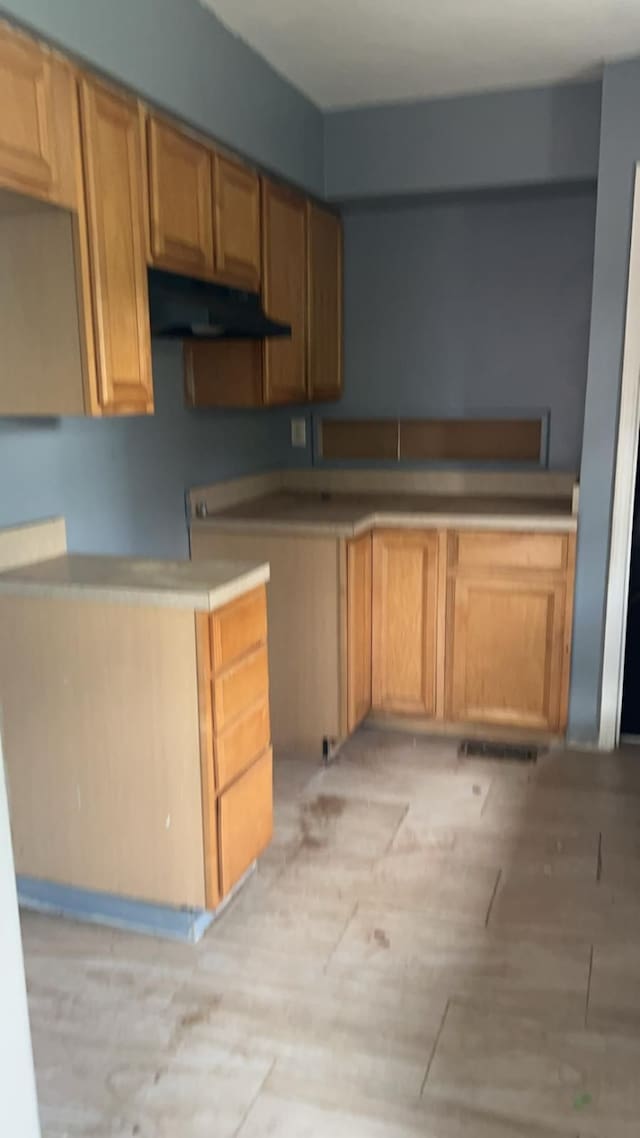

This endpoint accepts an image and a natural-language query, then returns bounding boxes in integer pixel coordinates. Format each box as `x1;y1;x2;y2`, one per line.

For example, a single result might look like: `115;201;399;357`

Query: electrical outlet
290;417;307;448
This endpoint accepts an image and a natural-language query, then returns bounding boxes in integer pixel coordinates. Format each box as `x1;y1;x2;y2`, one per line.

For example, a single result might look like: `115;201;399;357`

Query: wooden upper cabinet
78;77;153;415
347;534;372;733
213;151;261;290
372;530;440;716
307;203;343;402
147;115;214;277
261;178;307;405
184;340;263;409
0;22;76;208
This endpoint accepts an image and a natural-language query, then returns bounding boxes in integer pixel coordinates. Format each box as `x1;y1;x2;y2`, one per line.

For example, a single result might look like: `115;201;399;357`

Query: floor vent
459;739;539;763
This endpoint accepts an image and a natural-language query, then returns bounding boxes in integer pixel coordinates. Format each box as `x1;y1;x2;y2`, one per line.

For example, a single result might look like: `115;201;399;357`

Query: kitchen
2;1;640;1135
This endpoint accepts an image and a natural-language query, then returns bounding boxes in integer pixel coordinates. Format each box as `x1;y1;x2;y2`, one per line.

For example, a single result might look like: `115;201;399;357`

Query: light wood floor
21;728;640;1137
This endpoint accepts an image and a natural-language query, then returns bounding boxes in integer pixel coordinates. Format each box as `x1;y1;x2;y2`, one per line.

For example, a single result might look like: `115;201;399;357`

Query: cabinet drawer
211;586;267;672
215;698;270;792
213;644;269;731
451;531;568;573
219;748;273;896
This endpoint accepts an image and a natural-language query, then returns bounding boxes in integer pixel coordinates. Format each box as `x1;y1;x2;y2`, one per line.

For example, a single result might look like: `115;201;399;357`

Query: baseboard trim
17;864;256;943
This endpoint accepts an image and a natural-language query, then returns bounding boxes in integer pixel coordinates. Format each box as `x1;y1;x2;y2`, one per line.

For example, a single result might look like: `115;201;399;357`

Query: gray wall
339;188;596;470
571;58;640;742
325;81;601;200
0;344;295;557
0;0;323;194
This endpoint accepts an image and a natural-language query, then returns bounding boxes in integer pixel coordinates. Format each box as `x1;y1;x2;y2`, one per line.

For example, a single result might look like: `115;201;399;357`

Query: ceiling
201;0;640;108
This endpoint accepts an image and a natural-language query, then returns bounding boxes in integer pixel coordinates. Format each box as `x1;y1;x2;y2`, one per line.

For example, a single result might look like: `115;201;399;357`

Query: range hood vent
148;267;291;341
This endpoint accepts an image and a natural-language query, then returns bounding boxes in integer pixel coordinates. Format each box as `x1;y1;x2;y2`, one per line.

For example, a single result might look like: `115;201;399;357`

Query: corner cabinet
307;202;343;401
372;530;441;716
78;77;153;415
261;178;308;405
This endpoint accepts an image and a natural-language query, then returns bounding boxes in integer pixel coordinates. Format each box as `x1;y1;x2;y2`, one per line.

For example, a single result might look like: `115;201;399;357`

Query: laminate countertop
191;490;577;538
0;554;270;612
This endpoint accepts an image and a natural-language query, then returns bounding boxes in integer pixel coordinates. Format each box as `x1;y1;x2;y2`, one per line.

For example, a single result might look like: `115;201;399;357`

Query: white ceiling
201;0;640;108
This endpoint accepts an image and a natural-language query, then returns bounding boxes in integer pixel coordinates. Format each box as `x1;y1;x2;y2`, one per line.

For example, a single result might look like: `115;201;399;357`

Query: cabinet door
447;574;568;730
347;534;372;732
79;78;153;414
147;116;214;277
184;341;263;409
307;203;343;401
0;23;75;206
261;179;307;405
213;151;260;290
372;531;439;715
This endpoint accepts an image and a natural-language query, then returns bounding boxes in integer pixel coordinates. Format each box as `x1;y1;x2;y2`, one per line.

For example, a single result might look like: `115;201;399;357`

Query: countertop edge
191;511;578;539
0;562;271;613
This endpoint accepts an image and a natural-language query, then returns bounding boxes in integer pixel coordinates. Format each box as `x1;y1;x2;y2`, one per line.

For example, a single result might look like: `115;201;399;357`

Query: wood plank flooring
20;730;640;1137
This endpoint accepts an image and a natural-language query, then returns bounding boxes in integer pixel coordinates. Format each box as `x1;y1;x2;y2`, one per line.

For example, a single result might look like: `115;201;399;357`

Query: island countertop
0;553;270;611
190;489;578;537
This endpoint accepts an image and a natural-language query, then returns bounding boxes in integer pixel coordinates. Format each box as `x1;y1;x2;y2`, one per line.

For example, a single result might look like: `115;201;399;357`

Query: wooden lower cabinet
372;530;440;716
219;747;273;896
191;523;576;752
196;585;273;905
446;531;575;732
446;567;571;732
347;533;372;732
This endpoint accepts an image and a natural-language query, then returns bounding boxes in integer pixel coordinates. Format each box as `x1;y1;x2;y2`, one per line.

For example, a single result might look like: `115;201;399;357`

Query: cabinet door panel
213;152;260;289
148;116;214;277
79;78;153;414
307;203;343;401
0;24;78;208
372;531;439;715
261;179;307;405
0;24;57;199
447;575;567;730
347;533;372;732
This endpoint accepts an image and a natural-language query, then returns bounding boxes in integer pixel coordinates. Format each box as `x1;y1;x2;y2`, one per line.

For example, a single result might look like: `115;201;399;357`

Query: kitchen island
189;469;578;752
0;519;273;940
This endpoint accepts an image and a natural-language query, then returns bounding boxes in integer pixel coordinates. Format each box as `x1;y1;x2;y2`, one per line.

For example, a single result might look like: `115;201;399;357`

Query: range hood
148;267;291;341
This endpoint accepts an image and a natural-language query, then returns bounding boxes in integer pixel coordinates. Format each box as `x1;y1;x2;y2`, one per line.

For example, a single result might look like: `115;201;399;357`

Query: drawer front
213;644;269;731
211;586;267;672
451;531;568;574
219;748;273;896
215;698;270;792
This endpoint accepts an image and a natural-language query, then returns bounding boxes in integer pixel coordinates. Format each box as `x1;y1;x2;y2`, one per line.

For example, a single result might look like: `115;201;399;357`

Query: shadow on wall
0;342;301;559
